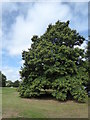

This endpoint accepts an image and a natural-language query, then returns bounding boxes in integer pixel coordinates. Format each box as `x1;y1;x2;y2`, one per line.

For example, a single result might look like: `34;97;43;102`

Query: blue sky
1;1;88;81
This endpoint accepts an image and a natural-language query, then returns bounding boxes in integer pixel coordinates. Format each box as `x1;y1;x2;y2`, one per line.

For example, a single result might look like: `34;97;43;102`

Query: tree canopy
19;20;88;102
6;80;13;87
13;80;20;87
0;71;7;87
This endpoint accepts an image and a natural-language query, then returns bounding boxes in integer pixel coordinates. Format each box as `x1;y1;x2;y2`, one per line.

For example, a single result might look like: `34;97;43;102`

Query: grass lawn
0;87;2;119
2;87;89;118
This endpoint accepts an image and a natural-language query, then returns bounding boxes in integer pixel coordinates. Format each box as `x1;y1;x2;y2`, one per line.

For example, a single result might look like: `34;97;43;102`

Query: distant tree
13;80;20;87
0;71;1;87
6;80;13;87
0;71;7;87
19;20;88;102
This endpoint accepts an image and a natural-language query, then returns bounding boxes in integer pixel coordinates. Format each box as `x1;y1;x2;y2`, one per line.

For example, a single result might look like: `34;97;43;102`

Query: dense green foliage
6;80;20;87
6;80;13;87
0;71;7;87
13;80;20;87
19;20;88;102
85;40;90;92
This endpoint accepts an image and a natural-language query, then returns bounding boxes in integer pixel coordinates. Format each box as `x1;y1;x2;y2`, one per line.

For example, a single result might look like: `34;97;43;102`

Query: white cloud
0;4;2;68
3;2;72;55
3;2;87;56
1;66;20;81
1;0;89;2
1;2;88;81
2;2;18;12
81;41;88;49
2;2;88;56
0;3;2;48
19;60;24;66
68;0;88;2
0;35;1;47
74;38;88;50
69;2;88;33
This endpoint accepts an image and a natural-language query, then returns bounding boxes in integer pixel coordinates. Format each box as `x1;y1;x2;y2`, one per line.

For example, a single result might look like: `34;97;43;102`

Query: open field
2;87;89;118
0;87;2;119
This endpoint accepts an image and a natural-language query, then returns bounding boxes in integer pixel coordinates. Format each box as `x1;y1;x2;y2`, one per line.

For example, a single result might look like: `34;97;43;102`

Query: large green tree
19;20;88;102
85;40;90;93
0;71;7;87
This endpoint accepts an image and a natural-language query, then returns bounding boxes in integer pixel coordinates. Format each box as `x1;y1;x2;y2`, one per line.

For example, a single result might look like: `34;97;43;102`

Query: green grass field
2;87;89;118
0;87;2;119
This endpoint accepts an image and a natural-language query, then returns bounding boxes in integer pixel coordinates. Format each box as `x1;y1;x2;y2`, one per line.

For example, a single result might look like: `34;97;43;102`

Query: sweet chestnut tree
19;20;88;102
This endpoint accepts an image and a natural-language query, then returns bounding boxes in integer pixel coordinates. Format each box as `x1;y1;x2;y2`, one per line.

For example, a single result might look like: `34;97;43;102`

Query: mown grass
2;87;89;118
0;87;2;119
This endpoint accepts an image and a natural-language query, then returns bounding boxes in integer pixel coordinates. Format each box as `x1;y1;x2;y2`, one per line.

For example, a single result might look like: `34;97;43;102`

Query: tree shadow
66;91;73;100
35;92;55;100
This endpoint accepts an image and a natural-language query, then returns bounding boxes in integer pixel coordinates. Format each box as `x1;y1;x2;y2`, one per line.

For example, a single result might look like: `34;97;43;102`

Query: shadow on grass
22;91;88;104
22;92;76;103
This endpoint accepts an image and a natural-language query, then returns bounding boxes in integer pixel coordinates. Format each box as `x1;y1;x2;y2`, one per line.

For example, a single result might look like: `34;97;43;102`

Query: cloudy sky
1;1;88;81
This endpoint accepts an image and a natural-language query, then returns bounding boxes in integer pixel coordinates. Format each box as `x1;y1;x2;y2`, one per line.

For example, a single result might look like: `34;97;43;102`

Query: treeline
0;71;20;87
6;80;20;87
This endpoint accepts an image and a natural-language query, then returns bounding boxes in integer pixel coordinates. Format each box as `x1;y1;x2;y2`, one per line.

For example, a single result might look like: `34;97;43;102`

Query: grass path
2;87;88;118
